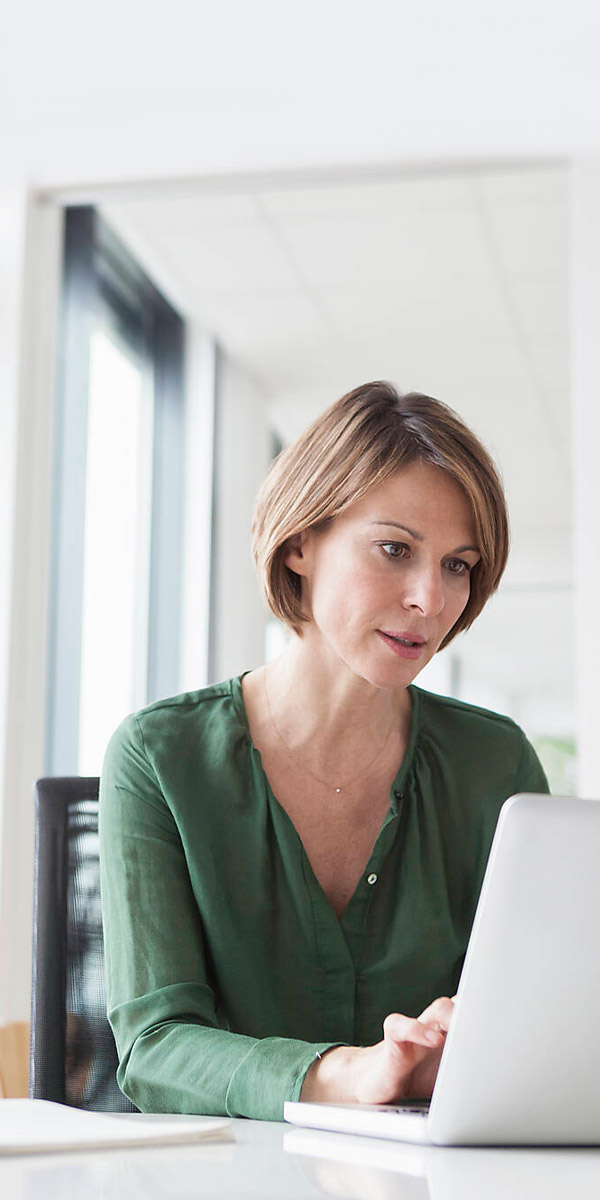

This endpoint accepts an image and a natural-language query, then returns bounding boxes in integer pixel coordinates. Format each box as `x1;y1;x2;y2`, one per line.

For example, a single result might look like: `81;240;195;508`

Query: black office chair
30;776;136;1111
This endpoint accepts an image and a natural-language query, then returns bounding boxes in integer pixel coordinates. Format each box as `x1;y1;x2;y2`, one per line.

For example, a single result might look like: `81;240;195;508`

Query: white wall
0;190;27;1023
571;161;600;797
179;327;218;693
0;194;62;1022
210;356;270;683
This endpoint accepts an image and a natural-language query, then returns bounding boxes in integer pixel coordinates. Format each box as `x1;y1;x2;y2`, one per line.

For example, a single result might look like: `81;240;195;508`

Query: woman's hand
300;996;455;1105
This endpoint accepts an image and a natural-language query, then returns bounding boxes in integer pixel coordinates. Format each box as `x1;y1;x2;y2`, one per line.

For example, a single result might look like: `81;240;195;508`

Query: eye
445;557;471;576
379;541;410;560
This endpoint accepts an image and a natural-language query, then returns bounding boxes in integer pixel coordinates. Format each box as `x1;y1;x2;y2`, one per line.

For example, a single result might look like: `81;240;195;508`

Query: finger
417;995;455;1030
383;1012;445;1047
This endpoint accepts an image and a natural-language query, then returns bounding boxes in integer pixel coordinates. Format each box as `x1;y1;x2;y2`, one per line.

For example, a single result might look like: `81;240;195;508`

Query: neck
262;633;411;776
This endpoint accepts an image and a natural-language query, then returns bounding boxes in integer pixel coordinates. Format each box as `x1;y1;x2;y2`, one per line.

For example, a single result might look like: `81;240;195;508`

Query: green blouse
99;673;549;1121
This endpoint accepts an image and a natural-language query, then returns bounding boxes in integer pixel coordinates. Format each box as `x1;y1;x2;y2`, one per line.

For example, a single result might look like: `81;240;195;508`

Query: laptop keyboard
380;1103;431;1117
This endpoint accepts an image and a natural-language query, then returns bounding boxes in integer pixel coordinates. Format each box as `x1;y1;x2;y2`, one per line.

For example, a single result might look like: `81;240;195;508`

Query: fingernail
425;1027;441;1043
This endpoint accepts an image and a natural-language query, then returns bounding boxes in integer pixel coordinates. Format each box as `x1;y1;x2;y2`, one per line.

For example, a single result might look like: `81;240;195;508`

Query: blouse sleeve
99;715;341;1121
513;732;551;797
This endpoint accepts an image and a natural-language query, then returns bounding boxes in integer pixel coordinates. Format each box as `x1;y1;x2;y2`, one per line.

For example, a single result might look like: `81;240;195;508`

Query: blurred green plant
532;735;577;796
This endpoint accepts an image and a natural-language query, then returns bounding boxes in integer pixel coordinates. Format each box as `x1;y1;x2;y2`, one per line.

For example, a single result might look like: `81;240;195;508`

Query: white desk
2;1116;600;1199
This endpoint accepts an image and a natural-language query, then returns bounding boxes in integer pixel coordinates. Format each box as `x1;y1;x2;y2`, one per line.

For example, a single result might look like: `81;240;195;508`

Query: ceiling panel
319;276;514;340
258;175;474;220
475;199;567;281
189;289;331;362
158;225;300;292
104;193;263;232
268;208;491;290
474;166;567;206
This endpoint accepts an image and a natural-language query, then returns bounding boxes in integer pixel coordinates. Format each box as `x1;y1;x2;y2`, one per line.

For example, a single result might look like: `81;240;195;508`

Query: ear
283;529;311;576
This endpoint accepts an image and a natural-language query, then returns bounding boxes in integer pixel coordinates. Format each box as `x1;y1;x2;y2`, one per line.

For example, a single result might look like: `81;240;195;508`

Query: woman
99;381;549;1121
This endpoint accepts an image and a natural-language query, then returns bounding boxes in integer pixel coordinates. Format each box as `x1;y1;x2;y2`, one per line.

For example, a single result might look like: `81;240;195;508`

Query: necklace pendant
335;787;342;793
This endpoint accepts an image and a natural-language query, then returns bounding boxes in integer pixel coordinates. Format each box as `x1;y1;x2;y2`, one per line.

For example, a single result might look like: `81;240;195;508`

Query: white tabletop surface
2;1115;600;1199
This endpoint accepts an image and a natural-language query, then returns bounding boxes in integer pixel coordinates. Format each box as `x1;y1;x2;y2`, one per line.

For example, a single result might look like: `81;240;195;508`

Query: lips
381;630;426;646
377;630;427;660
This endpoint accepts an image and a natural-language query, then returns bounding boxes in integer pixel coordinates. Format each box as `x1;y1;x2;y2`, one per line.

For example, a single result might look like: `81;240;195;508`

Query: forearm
113;1002;341;1120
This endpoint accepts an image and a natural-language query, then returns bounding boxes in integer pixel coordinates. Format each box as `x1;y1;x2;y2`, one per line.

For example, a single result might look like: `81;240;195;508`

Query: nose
401;565;445;618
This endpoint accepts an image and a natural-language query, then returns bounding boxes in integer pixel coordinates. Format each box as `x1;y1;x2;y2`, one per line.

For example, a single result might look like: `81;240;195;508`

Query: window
46;207;185;776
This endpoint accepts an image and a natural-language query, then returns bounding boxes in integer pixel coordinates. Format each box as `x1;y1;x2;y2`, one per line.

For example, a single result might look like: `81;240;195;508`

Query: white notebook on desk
0;1100;232;1155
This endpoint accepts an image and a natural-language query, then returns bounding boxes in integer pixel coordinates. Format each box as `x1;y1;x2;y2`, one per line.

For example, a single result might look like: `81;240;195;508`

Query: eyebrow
369;521;480;555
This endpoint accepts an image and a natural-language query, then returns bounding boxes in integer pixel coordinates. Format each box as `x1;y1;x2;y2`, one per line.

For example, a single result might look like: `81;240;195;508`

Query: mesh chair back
30;777;136;1111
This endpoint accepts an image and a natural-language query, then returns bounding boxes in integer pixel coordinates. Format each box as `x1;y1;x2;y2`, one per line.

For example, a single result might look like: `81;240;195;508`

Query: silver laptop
285;793;600;1146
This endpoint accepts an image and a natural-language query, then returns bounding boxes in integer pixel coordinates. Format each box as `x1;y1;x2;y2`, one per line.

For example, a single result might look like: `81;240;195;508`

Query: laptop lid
428;793;600;1144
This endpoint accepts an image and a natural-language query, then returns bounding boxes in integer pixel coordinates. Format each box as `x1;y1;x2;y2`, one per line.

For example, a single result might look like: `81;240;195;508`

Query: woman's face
284;460;481;689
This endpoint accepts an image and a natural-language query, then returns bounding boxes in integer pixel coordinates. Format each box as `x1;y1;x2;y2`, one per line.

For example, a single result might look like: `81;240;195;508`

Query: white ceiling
3;1;600;185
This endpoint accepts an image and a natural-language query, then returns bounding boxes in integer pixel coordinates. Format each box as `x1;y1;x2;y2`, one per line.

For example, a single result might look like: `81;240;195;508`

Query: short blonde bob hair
251;381;509;651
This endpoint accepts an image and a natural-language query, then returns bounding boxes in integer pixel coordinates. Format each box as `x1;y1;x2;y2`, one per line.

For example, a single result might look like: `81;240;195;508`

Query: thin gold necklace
262;668;398;794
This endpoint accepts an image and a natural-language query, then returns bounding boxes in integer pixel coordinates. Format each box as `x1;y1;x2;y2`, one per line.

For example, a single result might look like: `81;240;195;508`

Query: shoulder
101;674;248;791
131;677;237;733
414;685;523;743
412;685;549;793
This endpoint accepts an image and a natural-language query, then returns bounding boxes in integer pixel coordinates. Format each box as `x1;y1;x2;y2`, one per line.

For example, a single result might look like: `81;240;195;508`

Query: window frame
45;205;185;775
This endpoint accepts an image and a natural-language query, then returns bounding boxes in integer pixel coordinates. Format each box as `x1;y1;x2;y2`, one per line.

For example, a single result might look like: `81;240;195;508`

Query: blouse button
367;873;378;885
394;790;404;801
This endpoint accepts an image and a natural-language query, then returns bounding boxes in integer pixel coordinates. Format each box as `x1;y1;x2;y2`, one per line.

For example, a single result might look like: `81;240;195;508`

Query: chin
355;660;418;692
372;649;434;691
